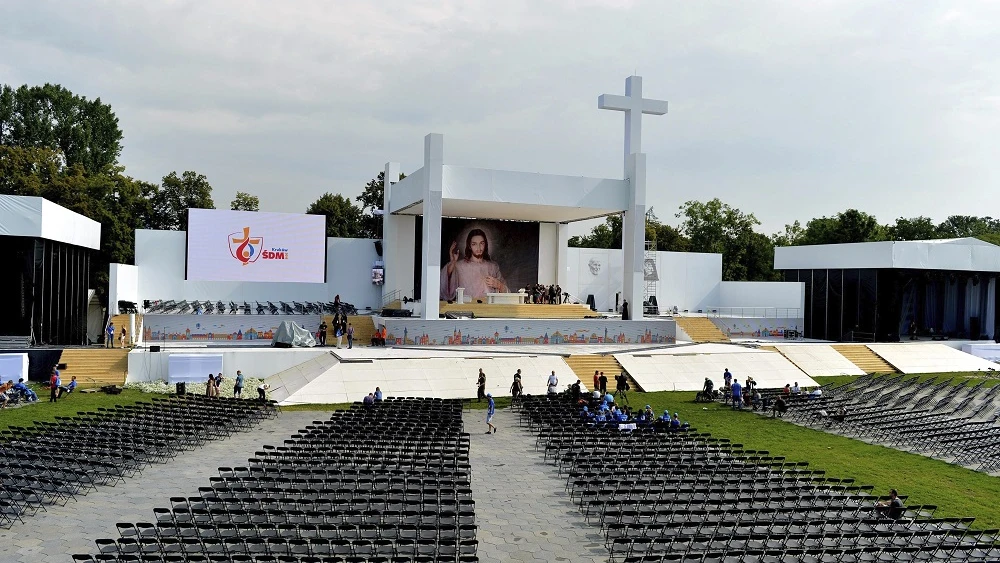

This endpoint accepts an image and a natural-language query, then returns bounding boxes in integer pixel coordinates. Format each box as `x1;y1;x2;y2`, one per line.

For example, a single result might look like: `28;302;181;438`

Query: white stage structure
0;353;29;383
773;344;866;377
615;343;818;392
868;343;999;374
382;76;667;321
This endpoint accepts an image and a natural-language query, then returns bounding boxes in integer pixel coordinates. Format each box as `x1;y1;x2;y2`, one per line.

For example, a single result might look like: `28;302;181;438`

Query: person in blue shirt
670;413;681;430
731;379;743;409
106;322;115;348
374;387;383;402
58;376;77;398
485;393;496;434
12;379;37;402
233;370;245;398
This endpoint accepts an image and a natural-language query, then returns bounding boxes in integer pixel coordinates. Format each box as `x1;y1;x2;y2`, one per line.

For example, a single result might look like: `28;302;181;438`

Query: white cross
598;75;668;171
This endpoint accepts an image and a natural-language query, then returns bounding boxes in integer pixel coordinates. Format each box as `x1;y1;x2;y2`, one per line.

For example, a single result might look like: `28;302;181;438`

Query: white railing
706;307;802;319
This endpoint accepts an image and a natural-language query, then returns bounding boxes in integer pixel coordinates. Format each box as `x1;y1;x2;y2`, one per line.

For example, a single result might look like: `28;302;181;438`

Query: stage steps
832;344;897;374
674;316;730;342
109;313;140;347
438;301;596;319
57;348;129;387
320;315;378;347
564;354;642;392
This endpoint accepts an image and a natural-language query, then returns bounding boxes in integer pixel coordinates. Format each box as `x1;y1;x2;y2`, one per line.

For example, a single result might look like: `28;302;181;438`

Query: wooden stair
564;354;642;392
438;301;596;319
109;314;138;347
832;344;897;374
674;317;730;342
58;348;129;387
321;315;378;347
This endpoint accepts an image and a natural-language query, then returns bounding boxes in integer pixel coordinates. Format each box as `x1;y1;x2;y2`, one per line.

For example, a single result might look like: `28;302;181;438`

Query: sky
1;0;998;235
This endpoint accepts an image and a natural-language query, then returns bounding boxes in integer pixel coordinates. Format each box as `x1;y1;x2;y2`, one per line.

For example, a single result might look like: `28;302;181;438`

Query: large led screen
438;218;539;301
186;209;327;283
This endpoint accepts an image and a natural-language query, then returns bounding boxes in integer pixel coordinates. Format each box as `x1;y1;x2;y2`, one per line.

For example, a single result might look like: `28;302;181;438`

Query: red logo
229;227;288;265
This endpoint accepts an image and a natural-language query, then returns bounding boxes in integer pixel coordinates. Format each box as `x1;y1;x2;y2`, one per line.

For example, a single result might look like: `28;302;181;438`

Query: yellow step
564;354;643;392
58;348;129;387
674;317;730;342
831;344;897;374
320;315;378;347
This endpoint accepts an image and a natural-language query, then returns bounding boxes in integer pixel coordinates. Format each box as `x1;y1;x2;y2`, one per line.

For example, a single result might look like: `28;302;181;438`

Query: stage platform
380;317;675;346
437;301;598;319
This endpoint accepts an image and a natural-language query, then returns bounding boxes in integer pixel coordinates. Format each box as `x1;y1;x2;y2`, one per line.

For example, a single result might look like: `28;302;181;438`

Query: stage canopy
775;238;1000;273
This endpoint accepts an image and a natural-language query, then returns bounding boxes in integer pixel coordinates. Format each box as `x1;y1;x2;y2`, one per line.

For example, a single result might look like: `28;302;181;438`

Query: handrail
706;307;802;319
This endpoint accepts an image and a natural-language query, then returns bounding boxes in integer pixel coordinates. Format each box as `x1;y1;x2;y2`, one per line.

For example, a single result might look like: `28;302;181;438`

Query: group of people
591;370;631;405
47;368;77;402
203;370;269;401
362;387;384;406
105;321;128;348
524;283;565;304
0;378;39;408
319;315;354;348
579;393;690;432
370;325;387;347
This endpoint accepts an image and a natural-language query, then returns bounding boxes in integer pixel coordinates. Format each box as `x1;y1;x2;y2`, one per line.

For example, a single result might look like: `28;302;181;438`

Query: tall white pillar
623;152;646;320
420;134;444;320
381;162;400;305
556;223;570;289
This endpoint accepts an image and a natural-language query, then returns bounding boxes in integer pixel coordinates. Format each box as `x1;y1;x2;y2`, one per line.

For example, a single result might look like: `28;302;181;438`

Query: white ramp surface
617;349;815;392
774;345;866;377
280;355;577;405
868;343;999;374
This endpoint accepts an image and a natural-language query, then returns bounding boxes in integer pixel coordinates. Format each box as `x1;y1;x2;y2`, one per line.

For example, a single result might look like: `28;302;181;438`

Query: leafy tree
771;220;805;247
148;171;216;230
935;215;1000;239
230;191;259;212
569;213;623;249
798;209;886;245
306;193;364;238
356;170;406;239
887;216;939;241
676;198;774;281
0;83;123;174
645;209;690;252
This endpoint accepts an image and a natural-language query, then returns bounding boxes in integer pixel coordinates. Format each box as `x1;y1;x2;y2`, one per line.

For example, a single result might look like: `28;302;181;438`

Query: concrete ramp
868;343;999;374
280;354;577;405
264;352;341;404
616;346;816;392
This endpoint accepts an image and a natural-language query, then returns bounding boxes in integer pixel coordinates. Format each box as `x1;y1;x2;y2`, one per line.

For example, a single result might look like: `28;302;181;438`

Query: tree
147;171;216;230
306;193;364;238
230;191;259;212
645;209;690;252
798;209;886;245
0;83;123;174
568;213;623;249
888;216;939;241
676;198;774;281
771;220;805;247
356;170;406;239
935;215;1000;239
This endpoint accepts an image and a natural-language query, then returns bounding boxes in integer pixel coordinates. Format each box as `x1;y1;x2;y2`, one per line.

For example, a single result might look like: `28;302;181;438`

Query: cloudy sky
2;0;998;235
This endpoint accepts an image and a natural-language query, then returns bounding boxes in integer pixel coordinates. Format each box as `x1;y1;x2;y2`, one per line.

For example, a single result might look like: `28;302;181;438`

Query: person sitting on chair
58;376;77;398
875;489;905;519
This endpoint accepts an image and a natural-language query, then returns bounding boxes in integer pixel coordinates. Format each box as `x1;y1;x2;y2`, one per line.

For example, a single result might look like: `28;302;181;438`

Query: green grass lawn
632;383;1000;529
0;388;170;432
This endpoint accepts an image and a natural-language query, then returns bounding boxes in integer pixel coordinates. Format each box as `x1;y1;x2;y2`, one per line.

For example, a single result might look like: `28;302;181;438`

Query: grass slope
633;387;1000;529
0;389;169;432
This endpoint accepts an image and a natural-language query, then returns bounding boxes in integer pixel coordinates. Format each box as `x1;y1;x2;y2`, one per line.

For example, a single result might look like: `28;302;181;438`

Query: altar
486;292;528;304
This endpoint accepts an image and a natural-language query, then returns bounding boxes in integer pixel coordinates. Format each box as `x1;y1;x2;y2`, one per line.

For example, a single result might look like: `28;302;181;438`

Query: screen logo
229;227;290;265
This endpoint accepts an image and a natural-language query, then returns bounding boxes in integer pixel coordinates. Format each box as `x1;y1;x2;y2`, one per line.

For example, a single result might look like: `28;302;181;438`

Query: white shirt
547;374;558;392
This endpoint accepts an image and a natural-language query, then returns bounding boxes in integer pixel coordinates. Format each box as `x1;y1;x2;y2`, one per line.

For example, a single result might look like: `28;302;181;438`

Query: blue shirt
235;373;245;387
375;389;383;401
107;325;114;337
731;382;742;398
487;397;495;416
13;382;29;393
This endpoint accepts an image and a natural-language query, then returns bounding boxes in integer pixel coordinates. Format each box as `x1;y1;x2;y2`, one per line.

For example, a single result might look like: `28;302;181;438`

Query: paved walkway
465;407;608;563
0;410;319;563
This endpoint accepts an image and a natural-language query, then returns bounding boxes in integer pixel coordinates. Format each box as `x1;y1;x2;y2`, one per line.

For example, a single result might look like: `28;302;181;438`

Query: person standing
257;382;269;402
318;320;328;346
476;369;486;402
485;393;496;434
593;370;600;394
106;322;115;348
731;378;743;410
206;374;216;397
374;386;383;402
614;373;630;405
49;367;60;403
347;323;354;349
510;370;523;404
119;326;128;349
234;370;245;398
546;370;559;395
598;372;608;395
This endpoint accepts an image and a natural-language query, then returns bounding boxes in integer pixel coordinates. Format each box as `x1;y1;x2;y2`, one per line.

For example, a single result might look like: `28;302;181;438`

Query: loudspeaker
374;240;384;257
176;382;186;395
971;317;981;341
57;363;67;370
150;345;161;353
381;308;413;318
273;342;293;348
